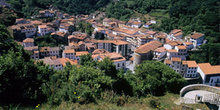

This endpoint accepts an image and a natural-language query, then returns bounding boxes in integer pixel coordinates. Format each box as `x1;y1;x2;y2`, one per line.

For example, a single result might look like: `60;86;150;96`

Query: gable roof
187;61;197;67
63;49;75;53
23;38;34;43
135;41;162;53
171;57;181;62
191;33;204;39
165;60;171;64
177;46;187;50
198;63;220;75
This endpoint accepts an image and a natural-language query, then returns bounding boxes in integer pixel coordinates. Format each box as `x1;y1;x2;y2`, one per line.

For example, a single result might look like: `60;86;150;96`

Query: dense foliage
0;24;54;105
6;0;110;18
125;61;187;96
0;7;17;26
189;43;220;65
34;34;67;48
106;0;171;21
0;24;187;106
161;0;219;43
75;21;94;36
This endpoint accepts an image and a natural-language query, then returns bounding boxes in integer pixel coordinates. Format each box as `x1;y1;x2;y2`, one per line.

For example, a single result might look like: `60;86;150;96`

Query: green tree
127;61;186;96
97;57;117;78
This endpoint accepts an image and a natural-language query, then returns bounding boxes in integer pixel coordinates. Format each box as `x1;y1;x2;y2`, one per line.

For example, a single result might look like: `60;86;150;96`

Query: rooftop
23;38;34;43
177;46;187;50
92;49;109;55
75;51;89;56
165;60;171;64
63;49;75;53
187;61;197;67
167;49;178;53
198;63;220;75
154;47;167;53
191;33;204;39
135;41;162;53
171;57;181;62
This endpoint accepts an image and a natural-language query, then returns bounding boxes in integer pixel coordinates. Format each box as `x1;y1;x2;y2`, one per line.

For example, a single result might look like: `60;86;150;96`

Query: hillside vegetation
0;24;188;108
6;0;110;18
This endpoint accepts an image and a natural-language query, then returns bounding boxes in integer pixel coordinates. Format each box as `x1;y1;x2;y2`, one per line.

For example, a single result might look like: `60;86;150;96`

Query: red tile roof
198;63;220;75
191;33;204;39
135;41;162;53
23;38;34;43
187;61;197;67
171;57;181;62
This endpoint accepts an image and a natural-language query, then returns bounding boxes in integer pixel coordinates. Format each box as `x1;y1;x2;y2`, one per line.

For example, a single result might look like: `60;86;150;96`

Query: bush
149;97;160;108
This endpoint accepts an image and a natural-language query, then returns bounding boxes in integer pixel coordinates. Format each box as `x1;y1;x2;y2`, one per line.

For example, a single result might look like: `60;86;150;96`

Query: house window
177;66;179;68
211;79;213;83
118;63;120;67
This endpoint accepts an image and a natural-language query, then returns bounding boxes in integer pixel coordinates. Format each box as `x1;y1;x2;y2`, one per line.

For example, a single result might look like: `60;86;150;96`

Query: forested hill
106;0;219;43
6;0;110;18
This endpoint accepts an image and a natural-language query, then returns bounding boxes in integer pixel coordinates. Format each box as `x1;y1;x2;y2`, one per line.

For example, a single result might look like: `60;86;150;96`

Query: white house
198;63;220;86
184;42;194;50
149;20;156;24
39;47;60;58
185;61;198;78
167;49;178;60
24;46;39;60
39;57;77;70
174;46;188;60
187;32;205;47
22;38;34;47
143;23;152;28
62;49;75;59
131;21;142;28
165;58;198;78
153;47;167;60
92;52;126;70
38;25;55;36
168;29;183;41
75;51;89;63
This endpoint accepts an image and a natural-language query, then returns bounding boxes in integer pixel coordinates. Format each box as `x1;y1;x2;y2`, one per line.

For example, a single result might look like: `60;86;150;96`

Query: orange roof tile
182;60;188;65
198;63;220;75
135;41;162;53
167;49;178;53
184;42;193;45
187;61;197;67
171;29;182;34
146;31;157;35
165;60;171;64
59;58;77;66
63;49;75;53
154;47;166;52
75;51;89;56
191;33;204;39
177;46;187;50
92;49;109;55
172;57;181;62
38;25;47;28
23;38;34;43
174;32;183;37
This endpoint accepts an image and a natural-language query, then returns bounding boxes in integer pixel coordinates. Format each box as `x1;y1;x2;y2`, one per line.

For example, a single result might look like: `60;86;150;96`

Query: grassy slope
5;93;210;110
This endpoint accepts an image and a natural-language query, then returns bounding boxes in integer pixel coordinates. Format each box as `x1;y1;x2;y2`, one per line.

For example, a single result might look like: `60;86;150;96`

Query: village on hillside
7;5;219;88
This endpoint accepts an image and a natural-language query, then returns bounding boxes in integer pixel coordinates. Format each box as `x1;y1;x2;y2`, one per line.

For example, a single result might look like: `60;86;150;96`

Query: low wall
180;84;220;97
